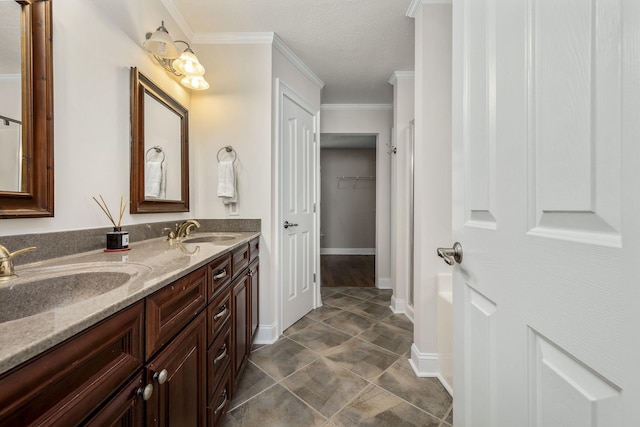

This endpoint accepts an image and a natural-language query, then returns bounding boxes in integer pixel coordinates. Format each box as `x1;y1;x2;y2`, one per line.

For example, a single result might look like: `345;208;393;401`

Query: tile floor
223;287;453;427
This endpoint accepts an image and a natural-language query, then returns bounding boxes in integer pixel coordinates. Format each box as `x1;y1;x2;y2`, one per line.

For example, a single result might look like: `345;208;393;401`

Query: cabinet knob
136;383;154;401
153;369;168;385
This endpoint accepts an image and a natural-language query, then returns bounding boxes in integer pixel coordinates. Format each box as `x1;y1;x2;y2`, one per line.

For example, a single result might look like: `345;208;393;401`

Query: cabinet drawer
249;237;259;262
207;371;231;427
207;324;231;401
0;302;144;427
208;252;232;301
146;266;207;358
207;286;231;346
231;243;249;278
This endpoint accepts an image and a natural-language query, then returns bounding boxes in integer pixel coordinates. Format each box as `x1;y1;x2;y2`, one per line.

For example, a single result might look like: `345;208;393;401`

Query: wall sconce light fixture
143;21;210;91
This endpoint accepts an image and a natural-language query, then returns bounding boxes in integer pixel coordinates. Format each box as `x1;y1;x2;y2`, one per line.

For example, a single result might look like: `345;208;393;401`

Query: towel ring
146;145;166;163
217;145;237;163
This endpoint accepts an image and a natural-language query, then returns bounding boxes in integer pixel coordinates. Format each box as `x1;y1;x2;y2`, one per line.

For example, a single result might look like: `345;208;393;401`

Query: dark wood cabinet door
146;312;206;427
231;273;249;392
84;372;145;427
0;302;144;427
249;259;259;342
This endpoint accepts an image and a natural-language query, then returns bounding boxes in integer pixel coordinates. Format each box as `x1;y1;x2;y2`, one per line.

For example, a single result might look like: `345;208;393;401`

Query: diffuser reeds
93;195;127;228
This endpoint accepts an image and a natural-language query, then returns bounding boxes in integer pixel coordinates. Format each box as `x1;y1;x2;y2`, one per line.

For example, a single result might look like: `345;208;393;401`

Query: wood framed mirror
0;0;54;218
130;68;189;214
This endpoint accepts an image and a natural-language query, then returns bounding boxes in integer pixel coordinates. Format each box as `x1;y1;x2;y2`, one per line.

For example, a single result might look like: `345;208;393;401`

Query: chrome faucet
0;245;37;282
176;219;200;239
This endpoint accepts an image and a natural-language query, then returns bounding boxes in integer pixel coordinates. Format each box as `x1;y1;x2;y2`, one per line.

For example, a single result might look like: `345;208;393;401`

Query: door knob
437;242;463;265
283;221;298;229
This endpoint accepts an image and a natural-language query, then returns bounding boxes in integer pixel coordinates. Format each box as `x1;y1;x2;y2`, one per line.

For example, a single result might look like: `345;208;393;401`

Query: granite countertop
0;231;260;375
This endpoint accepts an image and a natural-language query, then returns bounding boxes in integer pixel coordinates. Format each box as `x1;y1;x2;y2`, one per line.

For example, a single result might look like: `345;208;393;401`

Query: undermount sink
182;235;236;244
0;263;150;323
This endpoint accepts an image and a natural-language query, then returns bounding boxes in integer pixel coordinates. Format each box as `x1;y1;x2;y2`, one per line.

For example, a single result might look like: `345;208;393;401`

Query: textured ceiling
170;0;415;104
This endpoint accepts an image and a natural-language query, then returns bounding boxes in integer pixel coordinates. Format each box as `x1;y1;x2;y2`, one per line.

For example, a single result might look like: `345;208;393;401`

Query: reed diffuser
93;195;130;251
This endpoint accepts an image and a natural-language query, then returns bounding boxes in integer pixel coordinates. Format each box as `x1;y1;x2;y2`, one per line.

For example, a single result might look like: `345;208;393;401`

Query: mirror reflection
143;92;182;201
0;1;24;193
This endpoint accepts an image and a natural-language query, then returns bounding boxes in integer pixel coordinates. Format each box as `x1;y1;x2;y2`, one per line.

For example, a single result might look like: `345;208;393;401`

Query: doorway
319;134;377;289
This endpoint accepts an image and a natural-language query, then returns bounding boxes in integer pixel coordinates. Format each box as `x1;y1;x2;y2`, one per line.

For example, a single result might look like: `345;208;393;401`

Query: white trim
406;0;453;18
377;276;392;289
437;373;454;397
0;74;20;82
272;34;325;89
409;343;439;376
192;32;274;44
159;0;194;40
192;32;324;90
320;104;393;111
388;71;415;85
254;323;279;345
405;303;415;322
390;295;406;313
320;247;375;255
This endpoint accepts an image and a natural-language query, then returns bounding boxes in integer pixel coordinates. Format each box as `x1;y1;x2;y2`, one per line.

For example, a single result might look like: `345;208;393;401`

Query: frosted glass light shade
181;75;210;90
143;22;180;59
172;51;205;76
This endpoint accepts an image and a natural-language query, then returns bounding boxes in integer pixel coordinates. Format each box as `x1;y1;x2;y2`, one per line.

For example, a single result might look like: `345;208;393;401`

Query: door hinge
313;203;316;213
313;134;317;143
313;273;316;283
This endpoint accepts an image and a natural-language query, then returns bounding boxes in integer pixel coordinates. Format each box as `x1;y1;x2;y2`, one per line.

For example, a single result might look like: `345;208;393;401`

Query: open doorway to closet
320;134;376;288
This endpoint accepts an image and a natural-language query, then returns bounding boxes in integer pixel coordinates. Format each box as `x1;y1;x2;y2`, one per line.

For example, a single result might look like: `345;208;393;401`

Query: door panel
281;87;317;331
452;0;639;425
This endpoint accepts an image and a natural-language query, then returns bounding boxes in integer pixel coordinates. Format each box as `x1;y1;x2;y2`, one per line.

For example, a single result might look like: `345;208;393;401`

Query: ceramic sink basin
182;235;237;244
0;263;150;323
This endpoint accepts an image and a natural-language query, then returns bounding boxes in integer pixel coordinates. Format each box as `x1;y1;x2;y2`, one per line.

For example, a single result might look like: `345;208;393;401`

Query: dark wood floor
321;255;375;287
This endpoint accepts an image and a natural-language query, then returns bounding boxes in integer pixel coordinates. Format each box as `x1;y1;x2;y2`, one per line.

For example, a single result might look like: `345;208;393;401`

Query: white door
452;1;640;426
279;81;318;331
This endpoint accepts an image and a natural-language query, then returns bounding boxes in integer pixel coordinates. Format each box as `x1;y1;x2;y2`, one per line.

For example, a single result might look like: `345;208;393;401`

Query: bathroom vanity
0;233;259;426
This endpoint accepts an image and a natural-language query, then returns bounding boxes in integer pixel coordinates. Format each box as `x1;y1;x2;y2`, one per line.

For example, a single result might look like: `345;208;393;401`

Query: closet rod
0;114;21;126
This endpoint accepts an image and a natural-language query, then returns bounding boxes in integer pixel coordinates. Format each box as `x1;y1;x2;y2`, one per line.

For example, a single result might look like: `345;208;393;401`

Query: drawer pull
213;305;228;320
213;269;227;280
214;344;228;365
153;369;168;385
136;384;154;401
214;389;228;414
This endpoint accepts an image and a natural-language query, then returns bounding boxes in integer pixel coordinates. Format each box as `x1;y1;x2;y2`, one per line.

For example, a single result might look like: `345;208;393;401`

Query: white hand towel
217;160;238;204
145;161;163;198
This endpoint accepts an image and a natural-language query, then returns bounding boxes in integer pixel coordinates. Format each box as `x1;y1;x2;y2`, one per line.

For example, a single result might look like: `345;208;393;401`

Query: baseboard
377;276;392;289
408;343;439;377
320;248;375;255
253;323;278;345
405;303;414;322
437;373;454;397
390;295;406;313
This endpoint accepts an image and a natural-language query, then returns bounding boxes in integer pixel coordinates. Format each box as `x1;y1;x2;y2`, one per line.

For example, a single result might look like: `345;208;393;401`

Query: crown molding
388;71;415;85
272;33;324;89
160;0;194;40
192;32;275;44
406;0;452;18
321;104;393;111
192;32;324;90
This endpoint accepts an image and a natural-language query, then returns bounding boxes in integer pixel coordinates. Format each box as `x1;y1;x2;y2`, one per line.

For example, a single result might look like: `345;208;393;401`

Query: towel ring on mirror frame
145;145;166;164
217;145;237;163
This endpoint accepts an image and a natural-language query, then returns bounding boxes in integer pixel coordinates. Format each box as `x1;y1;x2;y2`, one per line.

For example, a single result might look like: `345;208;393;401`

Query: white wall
320;105;393;289
410;3;453;377
0;0;193;237
320;148;376;252
190;39;321;343
389;72;415;315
